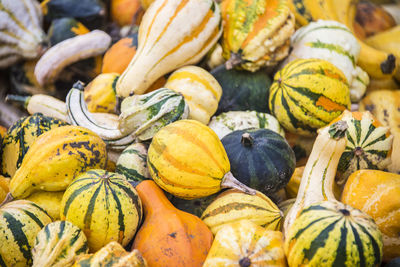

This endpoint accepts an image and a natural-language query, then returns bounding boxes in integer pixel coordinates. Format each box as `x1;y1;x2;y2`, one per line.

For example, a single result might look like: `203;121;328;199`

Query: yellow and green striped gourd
115;142;150;182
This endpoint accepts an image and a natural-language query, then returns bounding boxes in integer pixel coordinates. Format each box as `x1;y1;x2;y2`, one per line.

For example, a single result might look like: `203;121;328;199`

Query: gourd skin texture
116;142;150;182
84;73;119;113
132;180;213;267
0;200;52;267
25;191;64;220
60;170;142;252
342;170;400;261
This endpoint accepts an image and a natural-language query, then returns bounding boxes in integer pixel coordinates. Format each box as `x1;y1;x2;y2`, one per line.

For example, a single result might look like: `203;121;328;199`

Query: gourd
359;90;400;174
220;0;295;72
210;65;271;114
285;132;315;166
269;58;351;136
9;126;107;199
48;17;90;46
0;200;52;267
115;142;150;182
111;0;141;26
118;88;189;141
60;169;142;252
1;113;68;178
208;111;284;139
342;170;400;260
116;0;222;97
203;220;286;267
147;119;257;199
169;193;219;218
285;20;369;102
334;110;393;185
0;175;10;203
132;180;213;267
285;201;383;267
84;73;119;113
387;258;400;267
25;191;64;220
284;120;348;233
74;241;147;267
32;221;89;267
0;0;47;68
102;33;138;74
221;128;296;195
201;189;283;235
278;198;295;219
164;66;222;124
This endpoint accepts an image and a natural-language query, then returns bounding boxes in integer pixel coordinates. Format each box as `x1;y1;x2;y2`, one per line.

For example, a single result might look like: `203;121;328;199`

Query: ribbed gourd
220;0;295;72
0;0;47;68
116;142;150;182
203;220;286;267
285;201;383;267
9;126;107;199
147;120;256;199
25;191;64;220
164;66;222;124
60;169;142;252
84;73;119;113
32;221;89;267
118;88;189;141
201;189;283;235
1;113;68;178
0;200;52;267
269;58;351;136
116;0;223;97
209;111;285;139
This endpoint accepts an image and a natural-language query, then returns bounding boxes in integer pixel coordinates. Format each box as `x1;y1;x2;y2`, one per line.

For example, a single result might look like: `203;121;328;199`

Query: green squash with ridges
116;143;150;182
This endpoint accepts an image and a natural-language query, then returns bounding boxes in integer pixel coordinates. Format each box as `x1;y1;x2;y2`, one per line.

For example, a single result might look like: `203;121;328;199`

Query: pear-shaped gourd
116;0;223;97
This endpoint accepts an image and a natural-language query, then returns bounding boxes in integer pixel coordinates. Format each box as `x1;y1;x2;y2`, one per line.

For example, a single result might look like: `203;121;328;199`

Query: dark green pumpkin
168;193;219;218
48;17;89;46
210;65;271;115
221;128;296;195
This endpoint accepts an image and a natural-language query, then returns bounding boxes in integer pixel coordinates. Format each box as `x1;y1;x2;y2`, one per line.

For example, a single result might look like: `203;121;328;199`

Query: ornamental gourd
285;201;383;267
203;220;286;267
116;142;150;182
0;200;52;267
342;170;400;261
32;221;89;267
0;176;10;203
116;0;222;97
25;191;64;220
132;180;213;267
165;66;222;124
48;17;90;46
60;170;142;252
220;0;295;72
269;58;351;136
201;189;283;235
84;73;119;113
147;120;257;199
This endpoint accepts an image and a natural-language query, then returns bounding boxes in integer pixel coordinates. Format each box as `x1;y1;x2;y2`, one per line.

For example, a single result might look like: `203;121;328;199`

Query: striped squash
60;169;142;252
285;201;383;266
269;58;351;136
116;0;222;97
220;0;295;72
147;119;256;199
165;66;222;124
1;113;68;178
118;88;189;141
84;73;119;114
25;191;64;220
0;200;52;267
334;110;393;185
208;111;284;139
201;189;283;235
203;220;286;267
116;142;150;182
32;221;89;267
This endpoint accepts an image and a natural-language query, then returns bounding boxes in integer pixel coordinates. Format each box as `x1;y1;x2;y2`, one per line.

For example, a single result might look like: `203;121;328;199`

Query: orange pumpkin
342;170;400;261
102;34;138;74
111;0;142;26
132;180;213;267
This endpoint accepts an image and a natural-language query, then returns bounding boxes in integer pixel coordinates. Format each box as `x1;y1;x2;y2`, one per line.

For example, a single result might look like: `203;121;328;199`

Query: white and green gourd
116;142;150;182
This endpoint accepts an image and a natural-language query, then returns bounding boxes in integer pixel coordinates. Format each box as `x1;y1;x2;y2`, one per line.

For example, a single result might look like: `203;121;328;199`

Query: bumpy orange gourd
342;170;400;261
132;180;213;267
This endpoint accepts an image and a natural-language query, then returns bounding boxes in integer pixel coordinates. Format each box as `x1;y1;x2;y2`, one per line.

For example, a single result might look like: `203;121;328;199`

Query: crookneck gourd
220;0;295;72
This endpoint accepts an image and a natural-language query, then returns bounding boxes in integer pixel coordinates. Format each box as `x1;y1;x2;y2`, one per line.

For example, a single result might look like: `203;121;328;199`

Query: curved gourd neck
135;180;175;215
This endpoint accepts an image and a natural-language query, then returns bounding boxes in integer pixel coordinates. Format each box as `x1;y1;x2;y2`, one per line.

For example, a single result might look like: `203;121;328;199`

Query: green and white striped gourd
116;143;150;182
32;221;88;267
285;201;383;266
208;111;284;139
286;20;369;102
0;0;47;68
0;200;52;267
118;88;189;141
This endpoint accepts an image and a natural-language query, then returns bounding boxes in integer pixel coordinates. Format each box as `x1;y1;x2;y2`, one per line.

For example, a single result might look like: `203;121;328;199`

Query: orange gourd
111;0;141;27
102;34;138;74
132;180;213;267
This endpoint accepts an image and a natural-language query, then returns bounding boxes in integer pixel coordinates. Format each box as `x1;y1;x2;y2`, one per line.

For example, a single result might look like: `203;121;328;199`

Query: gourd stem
241;133;253;147
221;172;256;195
225;53;242;70
5;95;31;109
0;193;14;208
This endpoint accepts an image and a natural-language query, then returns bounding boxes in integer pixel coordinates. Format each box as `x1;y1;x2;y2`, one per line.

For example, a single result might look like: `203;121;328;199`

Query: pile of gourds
1;0;400;266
